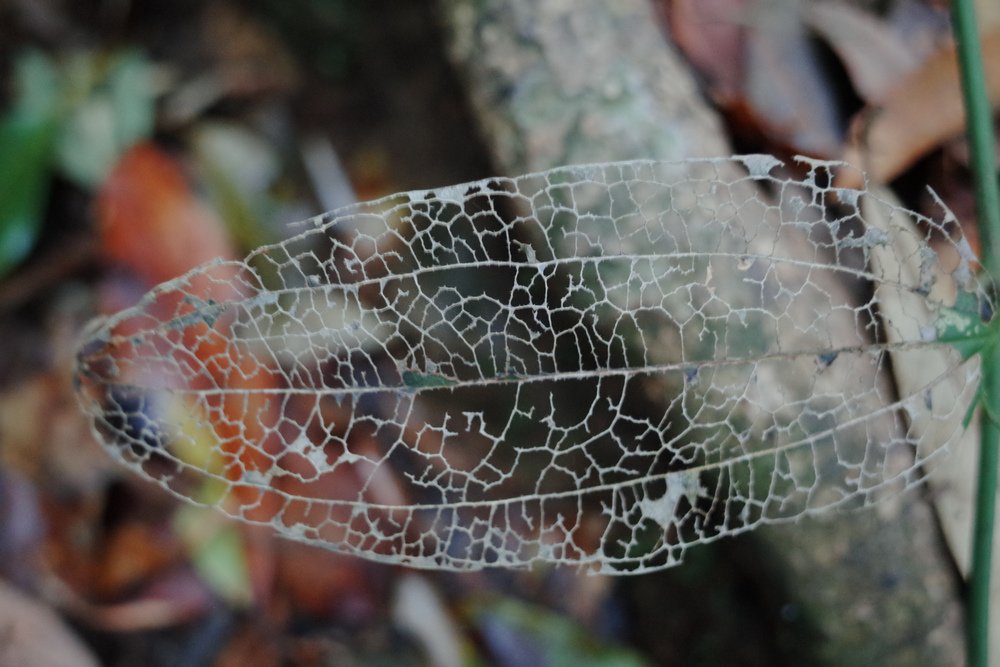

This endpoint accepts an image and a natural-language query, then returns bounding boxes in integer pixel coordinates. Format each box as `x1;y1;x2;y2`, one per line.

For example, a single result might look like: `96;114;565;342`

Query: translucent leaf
74;156;989;573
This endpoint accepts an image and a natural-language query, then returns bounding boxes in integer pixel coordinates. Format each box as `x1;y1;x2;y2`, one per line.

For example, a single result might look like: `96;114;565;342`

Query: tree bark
437;0;964;663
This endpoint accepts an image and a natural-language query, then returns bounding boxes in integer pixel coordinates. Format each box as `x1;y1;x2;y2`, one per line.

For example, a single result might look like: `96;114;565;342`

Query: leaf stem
972;389;1000;666
952;1;1000;281
951;0;1000;664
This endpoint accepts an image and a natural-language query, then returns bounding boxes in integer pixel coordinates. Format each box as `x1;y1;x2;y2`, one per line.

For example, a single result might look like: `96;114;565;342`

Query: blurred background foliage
0;0;993;665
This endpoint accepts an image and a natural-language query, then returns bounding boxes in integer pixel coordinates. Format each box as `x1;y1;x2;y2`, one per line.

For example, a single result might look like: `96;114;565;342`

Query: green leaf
468;597;650;667
54;95;118;188
939;293;1000;428
934;297;995;362
0;52;60;278
10;51;60;117
976;344;1000;427
174;505;252;607
402;370;458;389
108;52;156;150
54;51;156;189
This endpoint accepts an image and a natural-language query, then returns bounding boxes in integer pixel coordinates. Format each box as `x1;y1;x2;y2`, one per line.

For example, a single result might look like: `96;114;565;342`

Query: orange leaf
96;144;284;517
841;29;1000;187
96;521;183;598
96;142;236;286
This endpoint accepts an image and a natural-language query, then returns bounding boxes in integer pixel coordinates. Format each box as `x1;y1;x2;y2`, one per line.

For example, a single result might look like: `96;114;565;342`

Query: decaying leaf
865;184;1000;652
802;1;919;105
75;156;986;573
742;6;844;156
667;0;746;104
841;29;1000;187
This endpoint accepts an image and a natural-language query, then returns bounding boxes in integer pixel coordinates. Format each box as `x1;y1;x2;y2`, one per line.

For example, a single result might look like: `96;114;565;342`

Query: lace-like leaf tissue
75;156;988;573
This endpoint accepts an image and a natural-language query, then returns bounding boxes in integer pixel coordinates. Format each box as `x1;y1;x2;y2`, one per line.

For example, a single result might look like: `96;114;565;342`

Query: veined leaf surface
75;156;988;573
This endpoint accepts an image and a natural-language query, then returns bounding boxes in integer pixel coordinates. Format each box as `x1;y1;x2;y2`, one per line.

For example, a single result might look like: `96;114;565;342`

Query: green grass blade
951;0;1000;664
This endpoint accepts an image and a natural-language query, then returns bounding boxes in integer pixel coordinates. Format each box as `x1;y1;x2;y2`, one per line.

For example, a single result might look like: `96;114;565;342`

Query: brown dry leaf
163;1;299;125
884;1;952;63
274;541;378;622
0;373;110;493
667;0;747;103
213;622;282;667
200;1;299;97
0;581;99;667
742;4;843;156
0;378;59;479
668;0;844;155
95;521;183;598
841;29;1000;187
978;0;1000;29
803;1;919;104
